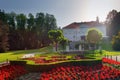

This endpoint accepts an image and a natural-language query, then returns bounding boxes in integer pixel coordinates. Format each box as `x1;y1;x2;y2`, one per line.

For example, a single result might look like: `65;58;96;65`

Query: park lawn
104;50;120;56
1;45;120;64
0;46;53;63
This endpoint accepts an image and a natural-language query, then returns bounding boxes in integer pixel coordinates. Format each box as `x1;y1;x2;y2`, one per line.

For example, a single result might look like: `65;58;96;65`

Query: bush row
10;60;102;72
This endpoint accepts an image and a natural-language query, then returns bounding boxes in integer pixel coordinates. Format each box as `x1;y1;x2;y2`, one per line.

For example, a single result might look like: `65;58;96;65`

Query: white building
62;21;106;42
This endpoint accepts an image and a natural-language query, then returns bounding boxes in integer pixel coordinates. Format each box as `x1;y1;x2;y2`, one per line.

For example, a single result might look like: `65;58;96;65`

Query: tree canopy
86;28;102;44
112;32;120;51
0;9;58;52
106;9;120;38
48;30;64;51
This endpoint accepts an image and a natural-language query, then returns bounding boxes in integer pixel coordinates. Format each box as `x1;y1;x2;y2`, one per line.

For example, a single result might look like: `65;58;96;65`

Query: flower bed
22;55;93;64
40;64;120;80
22;56;68;64
0;65;27;80
102;58;120;65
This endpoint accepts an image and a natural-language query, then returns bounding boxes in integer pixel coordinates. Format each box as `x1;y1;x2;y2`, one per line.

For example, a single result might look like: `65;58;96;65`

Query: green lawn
0;45;120;64
101;39;113;51
0;46;53;62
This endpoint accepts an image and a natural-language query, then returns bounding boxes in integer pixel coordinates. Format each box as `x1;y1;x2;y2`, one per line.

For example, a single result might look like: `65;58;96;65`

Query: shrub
112;32;120;51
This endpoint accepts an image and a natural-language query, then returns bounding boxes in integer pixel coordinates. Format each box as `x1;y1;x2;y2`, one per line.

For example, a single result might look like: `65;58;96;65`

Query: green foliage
87;28;102;44
112;32;120;51
0;9;58;50
27;13;34;31
59;37;68;50
106;10;120;38
16;14;27;30
86;28;102;50
48;30;63;43
101;38;113;51
48;30;64;51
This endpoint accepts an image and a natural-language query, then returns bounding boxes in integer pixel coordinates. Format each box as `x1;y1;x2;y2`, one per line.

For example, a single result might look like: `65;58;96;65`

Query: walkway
15;73;40;80
22;53;35;58
21;52;46;58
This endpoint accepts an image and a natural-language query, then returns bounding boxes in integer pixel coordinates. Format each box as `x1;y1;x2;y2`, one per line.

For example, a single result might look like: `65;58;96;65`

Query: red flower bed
102;58;120;65
0;65;27;80
23;55;93;64
23;56;68;64
40;65;120;80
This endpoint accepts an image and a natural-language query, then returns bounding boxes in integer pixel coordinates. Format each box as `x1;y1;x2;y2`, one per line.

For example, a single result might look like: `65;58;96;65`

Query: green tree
112;32;120;51
48;30;64;51
0;10;7;23
0;9;58;50
106;10;118;38
6;12;17;50
60;37;68;50
27;13;34;31
43;13;57;46
86;29;102;50
111;12;120;37
16;14;27;49
16;14;27;30
7;12;16;31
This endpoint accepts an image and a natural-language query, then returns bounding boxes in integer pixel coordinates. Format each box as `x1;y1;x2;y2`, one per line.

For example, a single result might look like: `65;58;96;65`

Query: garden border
10;60;102;72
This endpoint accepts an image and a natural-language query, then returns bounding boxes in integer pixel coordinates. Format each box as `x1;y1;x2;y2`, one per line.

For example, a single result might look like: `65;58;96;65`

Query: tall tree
0;9;58;50
106;10;117;38
110;12;120;37
16;14;27;30
27;13;34;31
112;32;120;51
16;14;27;49
6;12;17;50
7;12;16;31
0;10;7;23
0;20;9;52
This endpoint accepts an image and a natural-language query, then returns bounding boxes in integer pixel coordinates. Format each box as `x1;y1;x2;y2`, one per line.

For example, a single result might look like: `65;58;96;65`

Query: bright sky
0;0;120;28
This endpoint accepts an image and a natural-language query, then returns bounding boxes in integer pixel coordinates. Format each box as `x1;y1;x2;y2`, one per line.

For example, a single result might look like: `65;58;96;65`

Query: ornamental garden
0;10;120;80
0;28;120;80
0;48;120;80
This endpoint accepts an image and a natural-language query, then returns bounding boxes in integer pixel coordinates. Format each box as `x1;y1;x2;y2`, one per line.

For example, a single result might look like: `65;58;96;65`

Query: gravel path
22;53;35;58
22;52;46;58
15;73;40;80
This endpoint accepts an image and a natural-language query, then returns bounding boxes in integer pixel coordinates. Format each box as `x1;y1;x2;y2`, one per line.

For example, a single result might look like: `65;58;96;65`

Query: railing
104;55;120;62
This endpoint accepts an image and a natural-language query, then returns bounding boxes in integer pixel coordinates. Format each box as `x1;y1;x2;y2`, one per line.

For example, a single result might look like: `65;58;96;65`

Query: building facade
62;21;106;42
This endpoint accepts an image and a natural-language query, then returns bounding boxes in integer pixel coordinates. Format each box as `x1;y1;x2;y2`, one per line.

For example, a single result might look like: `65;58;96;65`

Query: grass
0;44;120;64
101;38;113;51
0;46;53;63
103;50;120;56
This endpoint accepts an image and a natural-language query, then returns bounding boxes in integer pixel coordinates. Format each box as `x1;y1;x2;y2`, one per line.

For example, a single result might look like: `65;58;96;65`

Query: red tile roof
63;22;80;29
63;21;104;29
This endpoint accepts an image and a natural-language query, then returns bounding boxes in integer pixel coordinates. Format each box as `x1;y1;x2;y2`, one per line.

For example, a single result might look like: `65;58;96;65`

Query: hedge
10;60;102;72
